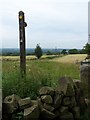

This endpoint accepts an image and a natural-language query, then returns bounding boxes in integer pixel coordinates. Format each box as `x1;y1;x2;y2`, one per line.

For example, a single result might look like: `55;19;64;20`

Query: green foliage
79;43;90;54
35;44;43;59
61;49;67;55
2;52;19;56
84;43;90;55
26;52;35;56
68;49;79;54
46;51;53;55
46;51;60;55
79;49;86;54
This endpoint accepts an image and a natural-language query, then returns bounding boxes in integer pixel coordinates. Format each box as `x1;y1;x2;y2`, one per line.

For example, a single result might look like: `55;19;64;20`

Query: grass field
1;55;59;61
2;54;86;99
1;54;86;62
51;54;87;63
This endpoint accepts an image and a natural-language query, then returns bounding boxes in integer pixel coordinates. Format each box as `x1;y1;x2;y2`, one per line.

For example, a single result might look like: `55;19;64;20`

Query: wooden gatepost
18;11;27;76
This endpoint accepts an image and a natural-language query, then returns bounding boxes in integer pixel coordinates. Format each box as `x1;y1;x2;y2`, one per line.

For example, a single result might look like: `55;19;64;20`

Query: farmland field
51;54;87;63
2;54;86;99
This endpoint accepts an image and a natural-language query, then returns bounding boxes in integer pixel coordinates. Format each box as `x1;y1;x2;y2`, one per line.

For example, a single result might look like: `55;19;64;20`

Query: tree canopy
35;44;43;59
84;43;90;55
68;49;79;54
61;49;67;55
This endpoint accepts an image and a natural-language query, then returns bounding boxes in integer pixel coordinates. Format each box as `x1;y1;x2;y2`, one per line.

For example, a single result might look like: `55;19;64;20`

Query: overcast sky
0;0;89;49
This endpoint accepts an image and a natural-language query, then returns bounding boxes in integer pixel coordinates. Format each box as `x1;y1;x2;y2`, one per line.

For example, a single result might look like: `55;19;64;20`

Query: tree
61;49;67;55
68;49;79;54
46;51;52;55
35;44;43;59
84;43;90;55
79;49;86;54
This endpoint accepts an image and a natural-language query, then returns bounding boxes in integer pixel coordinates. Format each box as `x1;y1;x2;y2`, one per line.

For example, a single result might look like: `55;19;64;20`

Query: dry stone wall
80;64;90;119
80;64;90;97
2;77;89;120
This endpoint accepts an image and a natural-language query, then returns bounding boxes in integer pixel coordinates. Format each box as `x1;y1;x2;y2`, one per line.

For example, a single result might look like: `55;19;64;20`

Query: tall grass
2;60;80;99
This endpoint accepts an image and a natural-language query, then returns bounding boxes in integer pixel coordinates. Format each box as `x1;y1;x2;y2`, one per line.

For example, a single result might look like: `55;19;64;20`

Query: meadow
2;54;86;99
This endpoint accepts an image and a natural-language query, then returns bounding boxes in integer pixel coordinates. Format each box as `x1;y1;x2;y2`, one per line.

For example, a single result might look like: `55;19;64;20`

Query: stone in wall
2;77;88;120
3;94;21;114
40;108;55;120
41;95;53;104
31;100;38;106
80;64;90;98
39;86;55;96
53;91;63;109
18;97;31;110
43;103;54;112
58;77;75;96
71;107;80;120
24;105;40;120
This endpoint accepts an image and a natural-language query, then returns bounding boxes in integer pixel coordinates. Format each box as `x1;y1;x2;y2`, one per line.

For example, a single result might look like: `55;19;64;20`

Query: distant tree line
61;43;90;55
1;43;90;57
1;52;35;56
46;43;90;55
2;52;19;56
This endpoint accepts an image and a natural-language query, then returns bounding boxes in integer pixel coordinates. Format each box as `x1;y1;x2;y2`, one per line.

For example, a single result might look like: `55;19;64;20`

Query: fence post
18;11;27;75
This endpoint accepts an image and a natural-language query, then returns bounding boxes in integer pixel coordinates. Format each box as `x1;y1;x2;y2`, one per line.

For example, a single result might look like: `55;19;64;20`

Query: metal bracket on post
18;11;27;76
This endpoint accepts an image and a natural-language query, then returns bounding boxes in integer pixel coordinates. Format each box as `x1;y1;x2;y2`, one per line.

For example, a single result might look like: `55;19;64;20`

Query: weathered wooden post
18;11;27;75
